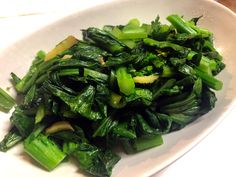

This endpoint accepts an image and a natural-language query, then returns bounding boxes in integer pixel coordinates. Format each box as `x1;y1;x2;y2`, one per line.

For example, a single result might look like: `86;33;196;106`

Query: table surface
0;1;235;177
218;0;236;12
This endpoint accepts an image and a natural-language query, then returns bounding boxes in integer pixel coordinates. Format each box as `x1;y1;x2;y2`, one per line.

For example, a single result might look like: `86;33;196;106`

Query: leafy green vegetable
122;134;163;154
143;38;190;56
195;67;223;90
125;88;153;106
150;15;173;41
73;41;109;63
167;14;198;34
10;72;21;86
0;87;15;112
0;14;225;177
116;67;135;96
10;108;35;137
73;143;120;177
0;127;22;152
82;27;127;54
35;104;45;124
24;133;66;171
84;68;109;83
44;83;102;120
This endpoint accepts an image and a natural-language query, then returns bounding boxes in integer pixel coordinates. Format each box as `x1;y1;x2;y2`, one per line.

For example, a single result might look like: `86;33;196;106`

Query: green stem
167;14;197;34
24;133;66;171
194;68;223;90
116;67;135;96
0;87;15;112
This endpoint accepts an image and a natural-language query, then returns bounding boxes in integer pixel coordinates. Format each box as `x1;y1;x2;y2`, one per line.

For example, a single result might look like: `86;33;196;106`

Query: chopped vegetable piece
61;54;72;59
122;134;163;154
195;67;223;90
35;104;45;124
109;92;126;108
0;127;22;152
84;68;109;83
133;75;158;84
167;14;197;34
45;35;78;61
116;67;135;95
10;108;35;137
73;143;120;177
24;133;66;171
0;87;15;112
45;121;74;134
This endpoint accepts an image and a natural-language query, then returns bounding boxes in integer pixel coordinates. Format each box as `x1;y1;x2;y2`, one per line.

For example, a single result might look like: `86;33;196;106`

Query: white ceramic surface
0;0;236;177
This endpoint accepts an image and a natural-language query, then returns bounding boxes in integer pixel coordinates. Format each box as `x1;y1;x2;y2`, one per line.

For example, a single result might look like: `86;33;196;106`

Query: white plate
0;0;236;177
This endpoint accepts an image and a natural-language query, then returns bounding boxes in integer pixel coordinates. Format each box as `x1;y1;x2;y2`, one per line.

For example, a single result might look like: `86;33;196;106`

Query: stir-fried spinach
0;14;225;177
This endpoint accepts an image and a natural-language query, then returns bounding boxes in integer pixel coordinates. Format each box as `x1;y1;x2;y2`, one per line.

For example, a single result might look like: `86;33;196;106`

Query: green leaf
10;107;35;137
93;117;115;137
45;83;102;120
125;88;153;106
111;121;136;139
73;143;120;177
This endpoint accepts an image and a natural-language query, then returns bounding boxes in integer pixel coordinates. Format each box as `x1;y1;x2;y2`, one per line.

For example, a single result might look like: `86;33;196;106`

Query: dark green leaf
73;143;120;177
10;107;35;137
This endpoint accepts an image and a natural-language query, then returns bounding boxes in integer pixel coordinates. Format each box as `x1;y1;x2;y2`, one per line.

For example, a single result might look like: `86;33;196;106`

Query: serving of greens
0;14;225;177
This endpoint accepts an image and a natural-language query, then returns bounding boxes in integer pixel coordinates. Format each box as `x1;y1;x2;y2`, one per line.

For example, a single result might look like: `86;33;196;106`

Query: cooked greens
0;14;225;176
0;88;15;112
